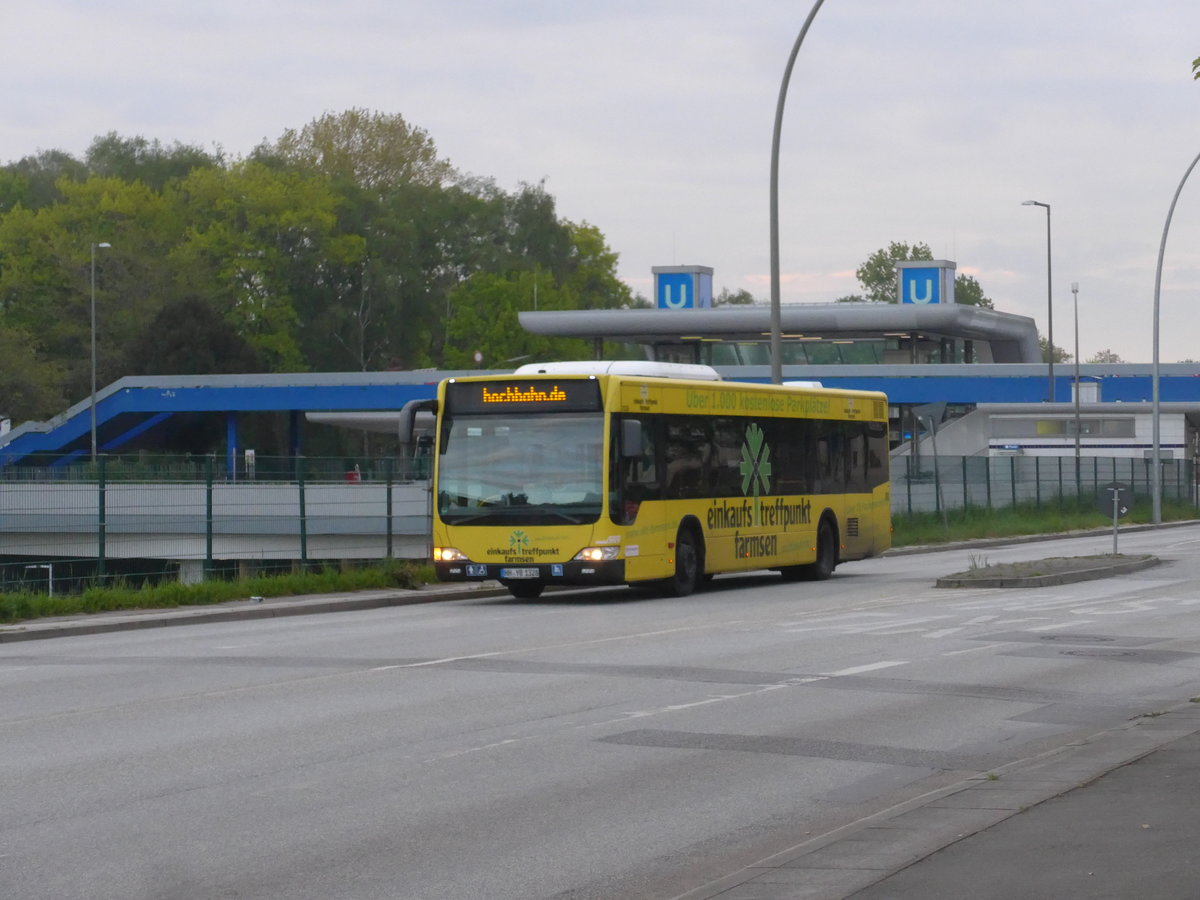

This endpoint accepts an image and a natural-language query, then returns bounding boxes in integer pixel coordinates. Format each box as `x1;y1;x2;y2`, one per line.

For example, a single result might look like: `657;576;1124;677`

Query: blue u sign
657;273;693;309
901;267;939;305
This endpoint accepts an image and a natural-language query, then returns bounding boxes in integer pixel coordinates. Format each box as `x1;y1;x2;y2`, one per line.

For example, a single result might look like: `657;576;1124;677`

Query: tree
501;181;574;279
442;222;632;366
715;288;757;305
953;273;994;309
561;222;633;311
444;271;592;369
262;108;456;192
0;113;636;428
124;296;263;376
856;242;933;303
0;175;186;405
0;326;67;421
1193;56;1199;79
86;133;221;190
1039;336;1071;363
169;161;360;371
1087;348;1125;364
0;149;88;210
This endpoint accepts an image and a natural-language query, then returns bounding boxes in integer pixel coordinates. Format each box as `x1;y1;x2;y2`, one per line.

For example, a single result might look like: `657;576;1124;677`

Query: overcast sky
6;1;1199;363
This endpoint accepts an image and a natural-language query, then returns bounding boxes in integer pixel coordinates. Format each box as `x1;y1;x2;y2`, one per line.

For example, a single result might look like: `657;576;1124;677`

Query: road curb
934;554;1161;589
0;583;512;643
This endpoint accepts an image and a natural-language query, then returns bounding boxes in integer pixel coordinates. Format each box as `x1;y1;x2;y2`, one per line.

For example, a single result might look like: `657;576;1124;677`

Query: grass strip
0;561;433;625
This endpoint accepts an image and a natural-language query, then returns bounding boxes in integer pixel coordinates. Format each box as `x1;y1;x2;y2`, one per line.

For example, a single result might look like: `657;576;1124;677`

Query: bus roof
512;361;722;381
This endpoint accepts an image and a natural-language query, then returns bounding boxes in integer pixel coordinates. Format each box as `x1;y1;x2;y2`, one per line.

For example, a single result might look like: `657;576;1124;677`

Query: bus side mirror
398;398;438;448
620;419;643;458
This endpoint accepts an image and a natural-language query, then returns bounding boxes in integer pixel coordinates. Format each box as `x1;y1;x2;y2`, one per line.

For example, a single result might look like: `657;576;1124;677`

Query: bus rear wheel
505;581;545;599
781;520;837;582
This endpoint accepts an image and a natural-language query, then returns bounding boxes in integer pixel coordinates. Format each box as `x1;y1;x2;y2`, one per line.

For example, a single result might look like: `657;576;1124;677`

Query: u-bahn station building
2;261;1199;470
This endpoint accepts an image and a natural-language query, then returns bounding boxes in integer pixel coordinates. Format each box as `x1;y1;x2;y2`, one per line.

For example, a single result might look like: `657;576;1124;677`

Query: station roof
519;303;1043;364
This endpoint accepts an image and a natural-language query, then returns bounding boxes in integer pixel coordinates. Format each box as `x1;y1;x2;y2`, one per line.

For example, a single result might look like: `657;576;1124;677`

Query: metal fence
892;454;1197;515
2;452;1195;595
0;454;433;595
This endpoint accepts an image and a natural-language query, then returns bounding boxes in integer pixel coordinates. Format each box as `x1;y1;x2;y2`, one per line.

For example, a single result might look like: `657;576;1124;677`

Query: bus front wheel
661;528;702;597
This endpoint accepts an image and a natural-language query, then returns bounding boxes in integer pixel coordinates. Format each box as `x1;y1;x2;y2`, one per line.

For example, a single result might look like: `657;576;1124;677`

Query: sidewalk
678;701;1200;899
852;712;1200;899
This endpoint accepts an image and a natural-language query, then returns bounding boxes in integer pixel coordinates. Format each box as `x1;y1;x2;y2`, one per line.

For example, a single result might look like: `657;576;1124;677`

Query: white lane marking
942;643;1007;656
1028;620;1093;632
821;660;909;677
431;679;832;761
1073;601;1158;615
924;628;964;639
620;683;793;720
849;622;953;637
867;629;933;636
370;621;756;671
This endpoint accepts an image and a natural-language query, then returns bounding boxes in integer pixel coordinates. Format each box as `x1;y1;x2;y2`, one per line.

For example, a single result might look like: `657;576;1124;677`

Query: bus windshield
437;412;605;525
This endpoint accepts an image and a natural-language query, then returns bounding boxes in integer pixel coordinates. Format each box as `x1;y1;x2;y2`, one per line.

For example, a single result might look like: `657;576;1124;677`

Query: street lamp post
1071;281;1081;497
1150;148;1200;524
1022;200;1054;402
90;241;111;463
768;0;827;385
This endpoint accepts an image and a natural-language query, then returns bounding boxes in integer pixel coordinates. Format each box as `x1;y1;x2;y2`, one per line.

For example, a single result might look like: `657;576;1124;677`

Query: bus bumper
435;560;626;586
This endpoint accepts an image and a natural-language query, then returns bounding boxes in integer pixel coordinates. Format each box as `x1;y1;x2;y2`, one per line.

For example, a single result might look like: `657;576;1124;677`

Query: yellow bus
406;361;890;599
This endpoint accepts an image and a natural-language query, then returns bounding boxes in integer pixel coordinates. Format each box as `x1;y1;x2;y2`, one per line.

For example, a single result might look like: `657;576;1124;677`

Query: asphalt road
5;525;1200;900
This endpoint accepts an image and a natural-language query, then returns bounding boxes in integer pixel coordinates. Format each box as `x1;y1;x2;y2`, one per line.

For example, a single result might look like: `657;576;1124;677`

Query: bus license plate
501;567;539;579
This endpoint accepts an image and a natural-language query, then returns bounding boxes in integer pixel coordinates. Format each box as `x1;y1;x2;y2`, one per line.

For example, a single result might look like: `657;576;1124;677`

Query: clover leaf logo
740;423;772;524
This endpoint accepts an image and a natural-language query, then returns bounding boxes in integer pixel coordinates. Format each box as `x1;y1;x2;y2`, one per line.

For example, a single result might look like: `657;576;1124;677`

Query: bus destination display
445;379;602;414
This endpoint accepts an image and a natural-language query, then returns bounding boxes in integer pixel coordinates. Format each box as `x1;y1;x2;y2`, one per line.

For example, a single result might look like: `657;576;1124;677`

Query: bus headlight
573;546;620;562
433;547;468;562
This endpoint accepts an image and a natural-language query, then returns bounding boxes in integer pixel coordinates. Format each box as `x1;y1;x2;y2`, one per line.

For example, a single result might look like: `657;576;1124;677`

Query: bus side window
612;416;659;524
712;418;743;496
665;419;709;499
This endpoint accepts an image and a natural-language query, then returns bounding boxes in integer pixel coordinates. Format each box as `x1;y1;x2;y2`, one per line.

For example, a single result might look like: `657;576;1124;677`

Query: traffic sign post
1098;482;1131;555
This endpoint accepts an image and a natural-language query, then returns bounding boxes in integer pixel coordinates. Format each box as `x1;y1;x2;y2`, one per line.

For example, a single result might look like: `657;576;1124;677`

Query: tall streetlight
1022;200;1054;401
768;0;827;385
89;241;111;463
1150;148;1200;524
1071;281;1081;497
